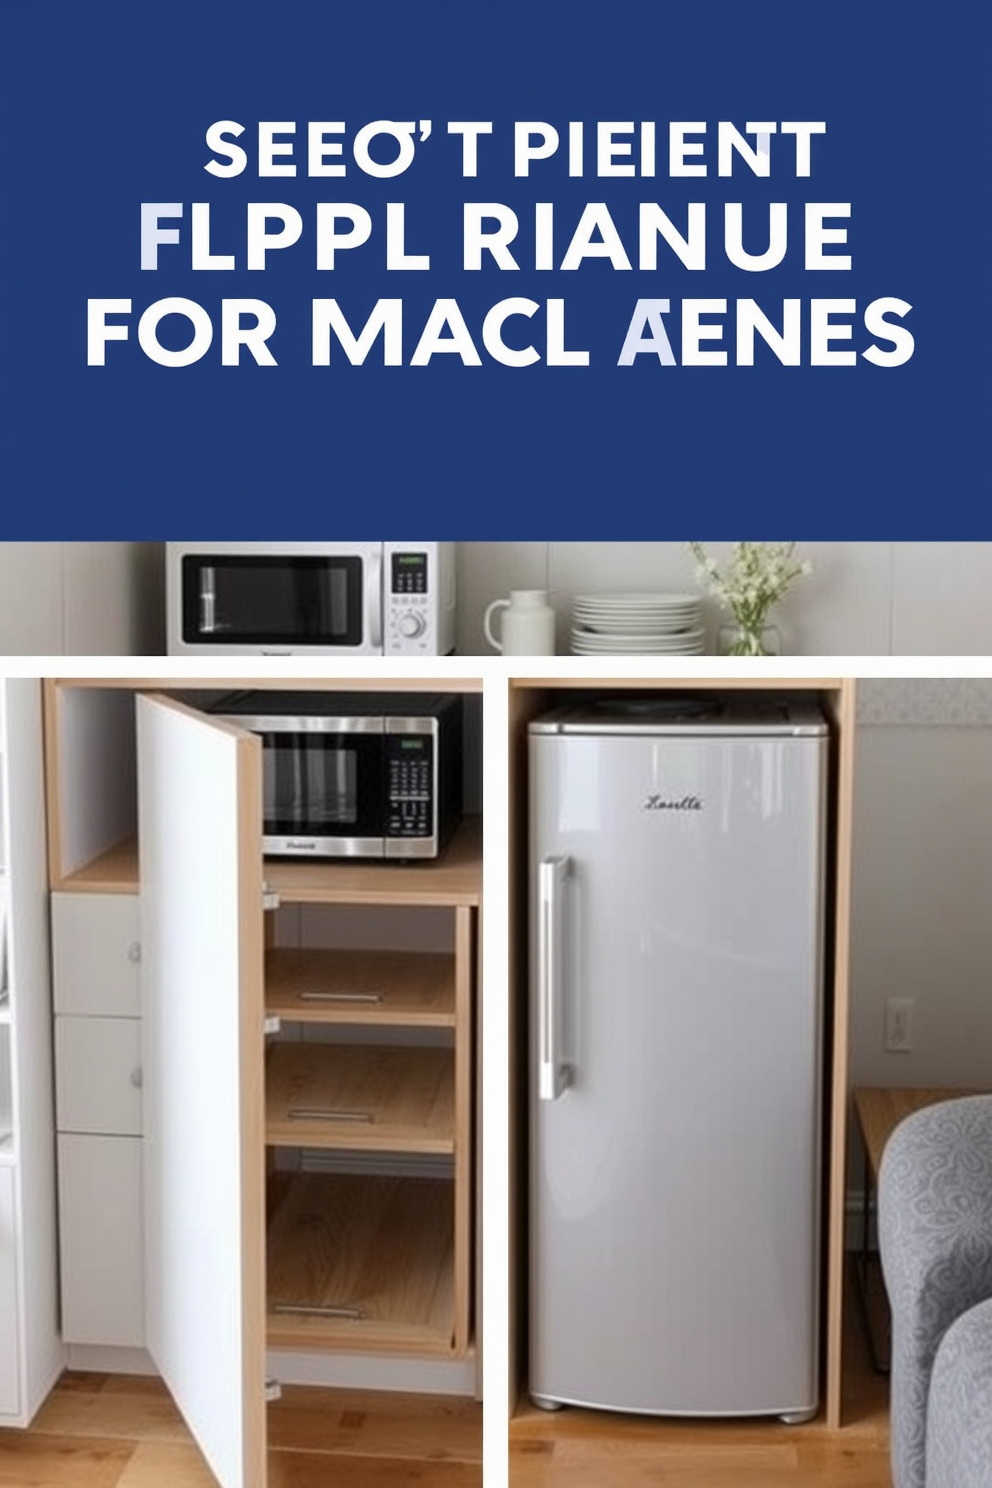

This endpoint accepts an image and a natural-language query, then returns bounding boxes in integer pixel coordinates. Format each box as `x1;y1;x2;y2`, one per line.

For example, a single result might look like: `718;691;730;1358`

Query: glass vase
716;622;781;657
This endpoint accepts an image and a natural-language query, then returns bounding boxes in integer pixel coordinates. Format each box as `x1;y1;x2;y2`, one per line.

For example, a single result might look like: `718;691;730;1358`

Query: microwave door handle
366;552;383;649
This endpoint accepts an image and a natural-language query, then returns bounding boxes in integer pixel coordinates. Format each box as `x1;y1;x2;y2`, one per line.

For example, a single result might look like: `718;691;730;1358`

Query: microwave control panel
385;733;434;838
385;550;434;651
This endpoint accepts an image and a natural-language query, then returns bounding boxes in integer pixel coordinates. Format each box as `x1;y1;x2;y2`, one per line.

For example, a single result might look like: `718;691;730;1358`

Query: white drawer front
52;893;141;1017
57;1134;144;1348
0;1165;20;1416
55;1017;142;1135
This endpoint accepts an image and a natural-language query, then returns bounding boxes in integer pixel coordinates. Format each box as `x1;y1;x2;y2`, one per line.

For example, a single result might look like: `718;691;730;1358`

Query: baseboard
65;1343;157;1375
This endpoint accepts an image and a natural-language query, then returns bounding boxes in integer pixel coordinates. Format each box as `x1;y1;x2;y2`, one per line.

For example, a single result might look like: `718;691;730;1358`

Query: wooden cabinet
261;835;477;1362
51;890;145;1349
507;675;856;1431
56;1133;144;1347
51;892;142;1015
55;1016;143;1133
44;677;482;1488
0;680;63;1425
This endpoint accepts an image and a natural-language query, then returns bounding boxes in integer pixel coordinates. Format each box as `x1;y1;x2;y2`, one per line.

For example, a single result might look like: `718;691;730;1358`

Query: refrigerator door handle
538;854;571;1101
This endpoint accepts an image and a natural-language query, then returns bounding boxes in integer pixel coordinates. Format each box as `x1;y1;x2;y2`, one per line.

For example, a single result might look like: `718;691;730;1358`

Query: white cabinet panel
55;1018;142;1135
138;694;266;1488
1;679;62;1423
0;1166;20;1415
52;893;140;1016
57;1133;144;1348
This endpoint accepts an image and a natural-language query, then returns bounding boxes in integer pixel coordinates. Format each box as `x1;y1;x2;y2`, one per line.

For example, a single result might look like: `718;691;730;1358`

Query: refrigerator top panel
529;694;827;737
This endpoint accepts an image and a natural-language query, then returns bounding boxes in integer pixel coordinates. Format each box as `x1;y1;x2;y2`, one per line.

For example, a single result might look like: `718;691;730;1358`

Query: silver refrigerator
529;696;828;1420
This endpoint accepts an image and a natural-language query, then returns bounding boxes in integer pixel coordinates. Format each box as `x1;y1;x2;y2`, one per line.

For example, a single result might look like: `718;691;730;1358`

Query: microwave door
262;731;386;856
181;554;373;653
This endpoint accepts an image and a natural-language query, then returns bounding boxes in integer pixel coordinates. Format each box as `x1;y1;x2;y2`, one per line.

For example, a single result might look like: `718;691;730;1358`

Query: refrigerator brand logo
643;793;703;812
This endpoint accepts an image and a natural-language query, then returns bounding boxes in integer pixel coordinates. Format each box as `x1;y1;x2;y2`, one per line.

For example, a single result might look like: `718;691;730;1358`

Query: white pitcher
484;590;556;655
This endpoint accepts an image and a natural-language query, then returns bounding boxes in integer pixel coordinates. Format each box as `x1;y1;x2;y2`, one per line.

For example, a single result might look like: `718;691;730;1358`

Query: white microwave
166;541;457;655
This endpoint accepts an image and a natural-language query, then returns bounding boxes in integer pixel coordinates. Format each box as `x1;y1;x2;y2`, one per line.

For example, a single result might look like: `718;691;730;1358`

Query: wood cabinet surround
507;675;856;1432
42;676;482;1488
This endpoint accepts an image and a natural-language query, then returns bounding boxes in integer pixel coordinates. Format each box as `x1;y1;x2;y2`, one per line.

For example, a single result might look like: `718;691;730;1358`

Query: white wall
457;542;992;655
3;542;990;657
849;679;992;1093
0;544;164;655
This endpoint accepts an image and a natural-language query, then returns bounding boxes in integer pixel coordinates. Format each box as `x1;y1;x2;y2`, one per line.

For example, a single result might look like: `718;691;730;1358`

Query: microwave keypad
387;749;432;837
391;552;429;593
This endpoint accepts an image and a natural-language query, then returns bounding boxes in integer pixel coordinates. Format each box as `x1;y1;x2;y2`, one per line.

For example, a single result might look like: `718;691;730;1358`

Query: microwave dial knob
398;611;426;639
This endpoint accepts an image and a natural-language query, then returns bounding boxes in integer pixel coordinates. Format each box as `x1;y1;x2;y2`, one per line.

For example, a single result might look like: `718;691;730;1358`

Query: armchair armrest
879;1095;992;1488
926;1295;992;1488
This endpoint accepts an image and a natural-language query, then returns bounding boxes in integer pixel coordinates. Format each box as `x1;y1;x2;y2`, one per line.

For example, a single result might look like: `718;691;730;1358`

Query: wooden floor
508;1278;893;1487
0;1373;483;1487
0;1278;890;1487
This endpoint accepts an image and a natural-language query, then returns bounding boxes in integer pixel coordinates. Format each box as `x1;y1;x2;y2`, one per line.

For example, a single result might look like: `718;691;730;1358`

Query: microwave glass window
264;737;359;831
183;556;363;645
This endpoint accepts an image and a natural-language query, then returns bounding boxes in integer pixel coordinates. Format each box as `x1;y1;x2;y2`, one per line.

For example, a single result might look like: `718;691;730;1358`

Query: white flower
686;542;812;633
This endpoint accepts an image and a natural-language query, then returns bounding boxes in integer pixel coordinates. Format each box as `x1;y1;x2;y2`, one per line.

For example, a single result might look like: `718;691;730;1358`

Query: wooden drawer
57;1133;144;1348
55;1017;142;1135
52;892;140;1017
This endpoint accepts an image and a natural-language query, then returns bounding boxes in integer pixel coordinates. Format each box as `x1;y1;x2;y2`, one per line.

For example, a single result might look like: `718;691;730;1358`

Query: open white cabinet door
137;695;266;1488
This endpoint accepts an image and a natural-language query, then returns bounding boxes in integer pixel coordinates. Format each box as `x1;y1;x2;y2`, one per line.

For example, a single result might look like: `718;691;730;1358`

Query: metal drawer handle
299;991;383;1004
287;1106;374;1123
272;1302;365;1320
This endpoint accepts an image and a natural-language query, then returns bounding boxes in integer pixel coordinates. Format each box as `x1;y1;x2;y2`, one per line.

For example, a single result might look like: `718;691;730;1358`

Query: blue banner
2;0;989;536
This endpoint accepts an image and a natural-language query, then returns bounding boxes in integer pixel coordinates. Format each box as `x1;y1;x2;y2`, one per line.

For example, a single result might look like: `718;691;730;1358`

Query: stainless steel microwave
208;691;463;859
166;541;457;655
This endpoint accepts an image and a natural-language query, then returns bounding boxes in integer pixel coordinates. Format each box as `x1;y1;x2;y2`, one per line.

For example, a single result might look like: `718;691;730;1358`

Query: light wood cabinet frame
507;676;855;1431
42;675;483;1488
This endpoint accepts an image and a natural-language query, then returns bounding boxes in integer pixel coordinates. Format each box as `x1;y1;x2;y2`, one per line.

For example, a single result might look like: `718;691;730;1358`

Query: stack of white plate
570;592;705;655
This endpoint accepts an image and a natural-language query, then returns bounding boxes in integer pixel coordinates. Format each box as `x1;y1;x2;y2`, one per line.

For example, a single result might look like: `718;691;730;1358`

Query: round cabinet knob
130;1067;143;1089
128;941;142;964
398;612;426;639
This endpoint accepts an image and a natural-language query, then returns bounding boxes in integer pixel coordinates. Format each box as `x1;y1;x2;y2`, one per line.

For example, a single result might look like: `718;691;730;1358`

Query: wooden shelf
58;837;139;894
266;1173;456;1355
56;819;481;905
264;817;482;909
265;1044;454;1154
266;948;456;1028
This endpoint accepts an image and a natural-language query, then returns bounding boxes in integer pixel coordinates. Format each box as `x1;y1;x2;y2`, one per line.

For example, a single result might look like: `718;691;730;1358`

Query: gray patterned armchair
878;1096;992;1488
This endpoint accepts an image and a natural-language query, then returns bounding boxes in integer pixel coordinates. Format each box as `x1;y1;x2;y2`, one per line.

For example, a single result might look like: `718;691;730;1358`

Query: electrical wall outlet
885;996;915;1052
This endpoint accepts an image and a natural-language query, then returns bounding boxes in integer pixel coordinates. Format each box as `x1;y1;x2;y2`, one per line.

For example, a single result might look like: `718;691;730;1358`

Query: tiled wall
857;677;992;726
457;542;992;655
